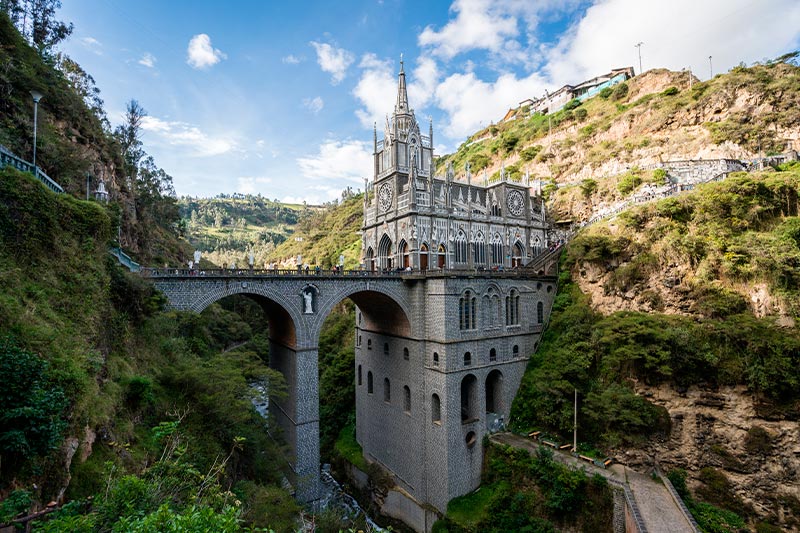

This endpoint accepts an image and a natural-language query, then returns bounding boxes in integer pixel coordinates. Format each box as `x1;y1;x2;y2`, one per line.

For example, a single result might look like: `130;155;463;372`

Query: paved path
490;433;695;533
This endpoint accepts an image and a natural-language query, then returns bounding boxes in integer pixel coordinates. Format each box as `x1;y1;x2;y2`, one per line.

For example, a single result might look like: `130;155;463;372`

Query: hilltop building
504;66;635;122
361;60;548;271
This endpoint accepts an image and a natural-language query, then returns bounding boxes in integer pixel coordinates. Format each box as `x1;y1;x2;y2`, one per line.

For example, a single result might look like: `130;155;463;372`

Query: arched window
489;348;497;362
513;345;519;356
384;378;391;402
461;374;478;422
473;232;486;265
365;247;375;272
505;289;520;325
403;347;409;360
367;339;372;350
463;351;472;366
358;365;362;386
455;230;468;264
433;352;439;366
384;342;389;355
432;394;441;423
403;385;411;412
537;301;544;324
491;233;504;265
459;290;477;330
367;371;373;393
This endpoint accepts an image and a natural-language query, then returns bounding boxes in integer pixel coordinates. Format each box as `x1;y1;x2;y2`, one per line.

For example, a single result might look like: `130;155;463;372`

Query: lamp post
30;90;43;171
635;42;644;75
709;55;713;79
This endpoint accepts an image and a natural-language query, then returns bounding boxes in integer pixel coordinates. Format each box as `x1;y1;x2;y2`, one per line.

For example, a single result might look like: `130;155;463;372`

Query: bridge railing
140;266;556;279
0;144;64;194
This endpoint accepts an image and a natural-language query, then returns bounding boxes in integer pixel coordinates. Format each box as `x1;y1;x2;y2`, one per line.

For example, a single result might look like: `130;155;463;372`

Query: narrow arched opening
460;374;478;423
485;369;503;414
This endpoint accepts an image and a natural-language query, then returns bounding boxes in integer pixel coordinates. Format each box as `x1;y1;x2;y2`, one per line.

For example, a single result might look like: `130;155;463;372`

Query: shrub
662;86;680;96
520;145;543;162
564;98;582;111
744;426;772;455
599;87;613;99
611;83;629;101
617;172;642;195
574;107;588;121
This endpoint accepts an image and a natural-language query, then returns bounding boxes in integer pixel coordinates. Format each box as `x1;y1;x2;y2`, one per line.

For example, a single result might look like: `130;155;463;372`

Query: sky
56;0;800;204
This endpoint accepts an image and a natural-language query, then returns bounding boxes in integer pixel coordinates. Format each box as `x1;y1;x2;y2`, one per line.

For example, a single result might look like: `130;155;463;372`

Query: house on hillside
512;66;635;119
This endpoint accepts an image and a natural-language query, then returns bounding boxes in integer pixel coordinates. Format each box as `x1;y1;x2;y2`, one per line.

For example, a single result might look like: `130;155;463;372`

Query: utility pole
709;55;713;79
688;66;692;89
635;42;643;75
573;388;578;452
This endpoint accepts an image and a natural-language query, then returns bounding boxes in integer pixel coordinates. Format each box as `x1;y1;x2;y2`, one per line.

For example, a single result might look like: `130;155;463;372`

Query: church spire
395;53;409;114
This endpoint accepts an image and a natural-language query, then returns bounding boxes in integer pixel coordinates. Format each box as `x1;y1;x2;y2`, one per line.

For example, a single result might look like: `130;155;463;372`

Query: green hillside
179;194;309;267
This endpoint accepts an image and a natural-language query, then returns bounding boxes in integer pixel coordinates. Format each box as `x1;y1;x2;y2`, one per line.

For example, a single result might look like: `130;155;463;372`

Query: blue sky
57;0;800;203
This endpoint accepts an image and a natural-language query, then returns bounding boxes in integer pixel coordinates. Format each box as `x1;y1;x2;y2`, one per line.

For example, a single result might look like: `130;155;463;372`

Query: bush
617;172;642;195
598;87;613;99
574;107;588;121
520;145;543;162
662;86;680;96
744;426;773;455
611;83;629;101
564;98;582;111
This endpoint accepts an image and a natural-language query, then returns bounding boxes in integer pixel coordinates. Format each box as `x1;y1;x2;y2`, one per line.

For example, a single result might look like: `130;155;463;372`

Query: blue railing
0;144;64;193
109;247;141;272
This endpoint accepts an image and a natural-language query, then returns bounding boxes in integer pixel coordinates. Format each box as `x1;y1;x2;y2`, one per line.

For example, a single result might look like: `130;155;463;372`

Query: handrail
0;145;64;193
141;266;556;279
657;470;700;533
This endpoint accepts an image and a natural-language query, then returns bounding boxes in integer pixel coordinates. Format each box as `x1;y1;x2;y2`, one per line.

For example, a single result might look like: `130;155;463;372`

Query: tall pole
635;42;643;75
709;55;713;79
30;90;43;171
688;66;692;89
573;388;578;452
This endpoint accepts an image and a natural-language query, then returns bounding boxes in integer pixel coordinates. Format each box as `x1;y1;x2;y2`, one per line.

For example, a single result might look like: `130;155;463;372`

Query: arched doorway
420;243;429;271
398;240;409;269
512;241;524;268
460;374;478;422
485;369;503;413
365;247;375;272
437;244;447;269
378;234;393;271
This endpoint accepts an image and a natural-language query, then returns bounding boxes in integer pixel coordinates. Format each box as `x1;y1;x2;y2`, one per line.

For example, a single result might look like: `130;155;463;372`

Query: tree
115;100;147;182
1;0;73;53
0;338;67;474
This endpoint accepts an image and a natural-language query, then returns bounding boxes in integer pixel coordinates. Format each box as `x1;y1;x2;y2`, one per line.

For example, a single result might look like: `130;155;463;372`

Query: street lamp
709;55;713;79
634;42;644;75
30;90;43;171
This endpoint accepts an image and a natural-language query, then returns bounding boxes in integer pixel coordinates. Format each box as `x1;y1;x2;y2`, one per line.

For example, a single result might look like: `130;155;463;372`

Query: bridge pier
269;341;320;503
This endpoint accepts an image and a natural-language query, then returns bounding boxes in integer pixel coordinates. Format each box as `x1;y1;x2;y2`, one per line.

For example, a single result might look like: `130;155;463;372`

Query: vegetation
435;443;613;532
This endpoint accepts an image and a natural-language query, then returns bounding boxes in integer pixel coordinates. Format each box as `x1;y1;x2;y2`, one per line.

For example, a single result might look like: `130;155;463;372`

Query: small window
358;365;362;386
357;335;362;347
537;301;544;324
432;394;441;423
489;348;497;362
433;352;439;366
465;431;477;448
464;352;471;366
384;342;390;356
403;385;411;412
403;347;409;360
367;339;372;350
368;371;373;393
513;345;519;356
384;378;391;402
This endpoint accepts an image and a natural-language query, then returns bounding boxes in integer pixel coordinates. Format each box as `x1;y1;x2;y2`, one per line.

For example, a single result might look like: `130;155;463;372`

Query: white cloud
186;34;227;70
303;96;324;114
353;54;396;127
80;36;103;55
297;139;372;183
419;0;518;59
409;55;440;109
140;116;236;156
282;54;302;64
236;176;272;194
310;41;355;84
138;52;156;68
544;0;800;85
434;70;546;138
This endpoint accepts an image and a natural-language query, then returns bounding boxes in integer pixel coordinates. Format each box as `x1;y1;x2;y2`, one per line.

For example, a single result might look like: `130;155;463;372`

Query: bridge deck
141;267;557;280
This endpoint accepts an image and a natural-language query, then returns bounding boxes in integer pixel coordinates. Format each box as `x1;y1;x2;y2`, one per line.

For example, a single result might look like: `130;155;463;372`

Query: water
250;381;384;531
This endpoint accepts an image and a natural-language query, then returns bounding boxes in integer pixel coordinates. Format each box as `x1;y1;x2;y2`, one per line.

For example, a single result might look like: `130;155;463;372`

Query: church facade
361;62;548;272
354;61;555;528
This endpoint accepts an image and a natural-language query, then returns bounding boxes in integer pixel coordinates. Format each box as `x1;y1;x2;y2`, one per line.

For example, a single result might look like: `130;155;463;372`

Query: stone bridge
145;265;559;519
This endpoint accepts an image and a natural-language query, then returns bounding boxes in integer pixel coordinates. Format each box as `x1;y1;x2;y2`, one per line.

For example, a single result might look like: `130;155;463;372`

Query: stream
250;381;385;531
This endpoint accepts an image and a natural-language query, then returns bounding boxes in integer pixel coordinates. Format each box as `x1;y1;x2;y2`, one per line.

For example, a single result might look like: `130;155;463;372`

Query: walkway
490;433;696;533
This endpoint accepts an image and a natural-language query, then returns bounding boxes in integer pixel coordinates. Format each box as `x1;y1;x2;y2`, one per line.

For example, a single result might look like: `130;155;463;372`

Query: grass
334;421;368;471
445;482;501;529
